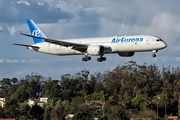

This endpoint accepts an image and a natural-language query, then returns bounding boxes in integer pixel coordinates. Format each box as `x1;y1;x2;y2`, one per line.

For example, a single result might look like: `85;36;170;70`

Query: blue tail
26;19;47;44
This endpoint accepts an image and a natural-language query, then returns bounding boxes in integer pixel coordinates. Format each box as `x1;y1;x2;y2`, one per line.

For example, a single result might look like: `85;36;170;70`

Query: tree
0;106;4;118
128;97;146;111
103;101;128;120
18;104;31;120
1;62;180;119
61;74;86;100
8;78;19;97
53;100;70;120
30;104;44;120
43;98;58;120
43;105;52;120
3;99;19;118
89;74;105;94
42;80;62;98
0;78;19;97
0;78;11;97
10;84;29;103
25;74;44;99
71;96;86;113
72;111;92;120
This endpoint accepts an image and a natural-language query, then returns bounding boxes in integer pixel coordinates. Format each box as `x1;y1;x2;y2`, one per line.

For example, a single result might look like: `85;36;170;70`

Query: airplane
13;19;167;62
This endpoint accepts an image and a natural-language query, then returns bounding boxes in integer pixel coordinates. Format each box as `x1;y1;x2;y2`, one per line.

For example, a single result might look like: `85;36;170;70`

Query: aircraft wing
19;33;89;52
20;33;112;52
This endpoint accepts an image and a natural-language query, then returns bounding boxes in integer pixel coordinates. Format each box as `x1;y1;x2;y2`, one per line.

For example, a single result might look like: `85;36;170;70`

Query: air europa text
111;37;143;44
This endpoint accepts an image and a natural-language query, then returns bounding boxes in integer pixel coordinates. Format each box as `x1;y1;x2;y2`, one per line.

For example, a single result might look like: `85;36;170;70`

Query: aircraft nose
162;41;167;49
156;38;167;49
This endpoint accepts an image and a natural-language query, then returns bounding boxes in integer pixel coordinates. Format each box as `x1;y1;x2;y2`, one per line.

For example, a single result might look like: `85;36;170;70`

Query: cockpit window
156;39;163;41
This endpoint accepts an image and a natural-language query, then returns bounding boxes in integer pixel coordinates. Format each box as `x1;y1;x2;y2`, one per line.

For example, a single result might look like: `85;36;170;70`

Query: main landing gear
82;55;106;62
82;56;91;61
152;50;158;58
97;56;106;62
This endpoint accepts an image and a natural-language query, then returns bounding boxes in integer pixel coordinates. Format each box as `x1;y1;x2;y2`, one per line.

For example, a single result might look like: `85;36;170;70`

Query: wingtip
19;32;23;35
19;33;29;36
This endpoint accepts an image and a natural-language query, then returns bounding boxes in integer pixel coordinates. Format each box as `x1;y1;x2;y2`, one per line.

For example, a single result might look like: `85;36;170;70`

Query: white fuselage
28;35;167;56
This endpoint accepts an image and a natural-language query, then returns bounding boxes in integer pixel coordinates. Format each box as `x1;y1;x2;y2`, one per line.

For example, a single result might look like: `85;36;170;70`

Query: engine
118;52;135;57
87;45;104;55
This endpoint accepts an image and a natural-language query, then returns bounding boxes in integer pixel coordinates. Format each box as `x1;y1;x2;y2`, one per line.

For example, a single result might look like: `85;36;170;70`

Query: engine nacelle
118;52;135;57
87;45;104;55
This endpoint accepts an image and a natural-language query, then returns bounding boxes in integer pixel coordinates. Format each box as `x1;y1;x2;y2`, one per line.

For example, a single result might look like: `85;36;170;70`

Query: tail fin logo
32;30;41;37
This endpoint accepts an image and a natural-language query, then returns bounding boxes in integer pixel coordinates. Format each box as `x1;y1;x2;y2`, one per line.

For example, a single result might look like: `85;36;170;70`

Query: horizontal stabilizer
12;43;39;49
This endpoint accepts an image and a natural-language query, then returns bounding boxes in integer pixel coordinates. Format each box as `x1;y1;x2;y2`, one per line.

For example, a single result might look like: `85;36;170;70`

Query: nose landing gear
152;54;156;58
152;50;158;58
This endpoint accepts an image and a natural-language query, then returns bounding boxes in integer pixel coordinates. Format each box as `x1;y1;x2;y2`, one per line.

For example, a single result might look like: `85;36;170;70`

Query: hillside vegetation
0;61;180;120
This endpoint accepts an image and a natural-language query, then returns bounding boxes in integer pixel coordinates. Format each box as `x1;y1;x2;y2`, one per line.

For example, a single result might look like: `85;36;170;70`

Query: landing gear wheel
88;56;91;60
152;54;156;58
102;57;106;61
97;57;106;62
97;58;102;62
82;57;87;61
82;56;91;61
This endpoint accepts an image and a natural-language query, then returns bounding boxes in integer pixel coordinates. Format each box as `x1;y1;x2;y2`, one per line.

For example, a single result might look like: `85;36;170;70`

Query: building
167;116;180;120
0;98;6;108
40;97;48;103
28;97;48;107
65;114;74;120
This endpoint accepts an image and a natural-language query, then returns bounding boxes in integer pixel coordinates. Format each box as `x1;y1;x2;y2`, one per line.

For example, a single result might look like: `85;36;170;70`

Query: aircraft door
146;37;150;45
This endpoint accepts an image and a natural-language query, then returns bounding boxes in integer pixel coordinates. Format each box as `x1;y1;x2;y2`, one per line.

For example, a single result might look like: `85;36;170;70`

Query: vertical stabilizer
26;19;47;44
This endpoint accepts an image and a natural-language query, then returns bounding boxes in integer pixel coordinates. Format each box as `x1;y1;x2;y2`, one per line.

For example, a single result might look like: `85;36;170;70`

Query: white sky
0;0;180;79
